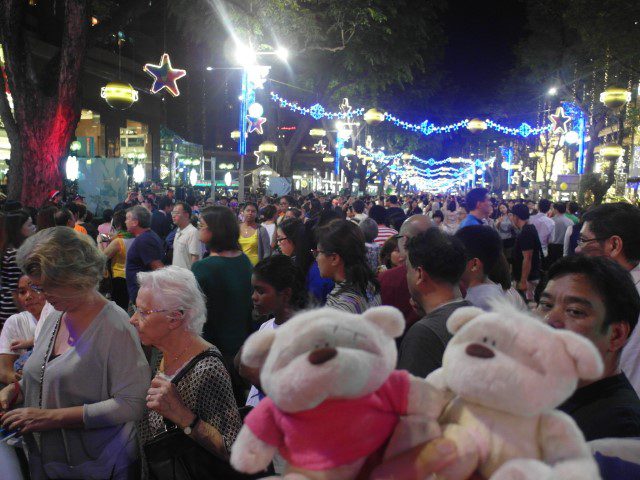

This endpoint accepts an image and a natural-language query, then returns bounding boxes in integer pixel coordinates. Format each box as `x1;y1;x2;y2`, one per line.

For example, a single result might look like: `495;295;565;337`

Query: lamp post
235;47;288;202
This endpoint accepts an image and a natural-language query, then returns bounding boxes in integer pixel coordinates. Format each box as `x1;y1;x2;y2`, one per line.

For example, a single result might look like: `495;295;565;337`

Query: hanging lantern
70;140;82;152
258;141;278;153
309;128;326;138
133;164;145;183
322;156;334;163
599;87;631;109
467;118;487;133
230;130;241;141
599;143;625;161
65;156;79;181
364;108;385;126
100;82;138;110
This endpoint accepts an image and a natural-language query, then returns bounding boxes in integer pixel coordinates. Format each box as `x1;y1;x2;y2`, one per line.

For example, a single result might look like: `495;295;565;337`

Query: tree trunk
279;115;312;177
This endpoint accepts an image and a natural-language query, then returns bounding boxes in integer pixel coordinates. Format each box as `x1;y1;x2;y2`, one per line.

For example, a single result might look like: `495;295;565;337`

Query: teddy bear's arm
408;373;452;418
537;411;600;480
230;425;279;474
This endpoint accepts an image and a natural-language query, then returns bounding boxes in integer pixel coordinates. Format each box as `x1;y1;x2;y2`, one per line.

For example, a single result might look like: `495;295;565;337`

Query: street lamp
234;45;287;202
548;87;558;96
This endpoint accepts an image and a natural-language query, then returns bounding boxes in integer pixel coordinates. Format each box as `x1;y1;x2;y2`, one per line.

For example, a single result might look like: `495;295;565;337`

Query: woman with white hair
131;266;242;476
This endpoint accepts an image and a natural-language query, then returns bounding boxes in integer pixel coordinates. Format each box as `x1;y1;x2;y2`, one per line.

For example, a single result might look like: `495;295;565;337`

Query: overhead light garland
270;91;554;138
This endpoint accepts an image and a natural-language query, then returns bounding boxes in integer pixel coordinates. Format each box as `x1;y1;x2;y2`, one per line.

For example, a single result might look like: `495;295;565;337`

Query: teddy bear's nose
466;343;495;359
308;347;338;365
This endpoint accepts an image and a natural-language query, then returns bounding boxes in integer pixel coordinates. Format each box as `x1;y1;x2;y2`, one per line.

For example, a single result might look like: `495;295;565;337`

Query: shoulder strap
171;349;223;385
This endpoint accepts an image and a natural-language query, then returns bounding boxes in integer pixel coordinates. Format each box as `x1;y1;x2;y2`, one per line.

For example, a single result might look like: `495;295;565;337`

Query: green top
191;254;254;357
566;213;579;224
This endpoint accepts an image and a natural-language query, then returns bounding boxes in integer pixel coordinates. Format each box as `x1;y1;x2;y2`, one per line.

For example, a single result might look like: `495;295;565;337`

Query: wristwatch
183;415;200;435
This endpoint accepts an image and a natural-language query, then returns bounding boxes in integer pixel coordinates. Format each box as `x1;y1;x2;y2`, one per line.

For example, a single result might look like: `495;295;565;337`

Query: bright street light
548;87;558;96
206;66;213;71
276;47;289;61
235;45;257;66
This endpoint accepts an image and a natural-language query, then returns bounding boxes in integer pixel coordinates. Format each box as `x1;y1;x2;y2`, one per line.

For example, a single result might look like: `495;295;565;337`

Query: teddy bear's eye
491;340;496;347
482;337;488;343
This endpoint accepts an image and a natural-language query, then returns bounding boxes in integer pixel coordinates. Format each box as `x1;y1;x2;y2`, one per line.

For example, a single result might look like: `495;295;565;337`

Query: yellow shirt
239;230;259;266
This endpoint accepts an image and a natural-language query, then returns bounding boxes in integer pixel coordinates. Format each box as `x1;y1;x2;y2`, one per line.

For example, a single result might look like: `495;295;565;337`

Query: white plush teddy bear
230;306;446;480
426;302;603;480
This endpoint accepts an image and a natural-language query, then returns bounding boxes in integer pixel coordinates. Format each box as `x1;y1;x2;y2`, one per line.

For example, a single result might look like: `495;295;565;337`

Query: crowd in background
0;184;639;479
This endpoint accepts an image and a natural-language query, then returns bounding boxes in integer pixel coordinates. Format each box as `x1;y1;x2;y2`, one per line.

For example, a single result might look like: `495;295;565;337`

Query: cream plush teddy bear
230;306;447;480
425;302;603;480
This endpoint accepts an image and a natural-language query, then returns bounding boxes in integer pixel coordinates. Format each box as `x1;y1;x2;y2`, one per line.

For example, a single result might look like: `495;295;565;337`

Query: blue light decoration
270;91;555;138
499;146;514;185
239;66;271;156
562;101;586;174
270;93;364;120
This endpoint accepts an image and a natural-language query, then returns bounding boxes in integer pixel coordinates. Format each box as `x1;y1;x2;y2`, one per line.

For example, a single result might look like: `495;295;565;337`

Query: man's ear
607;235;625;260
609;321;631;355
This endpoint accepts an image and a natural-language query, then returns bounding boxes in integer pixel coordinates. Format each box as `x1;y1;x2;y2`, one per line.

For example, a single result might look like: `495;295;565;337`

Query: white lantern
224;171;232;186
66;156;79;181
248;102;264;118
133;164;145;183
564;130;580;145
189;168;198;186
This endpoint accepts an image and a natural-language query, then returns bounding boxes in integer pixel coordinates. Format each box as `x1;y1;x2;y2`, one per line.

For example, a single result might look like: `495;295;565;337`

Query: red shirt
379;264;420;331
244;370;410;470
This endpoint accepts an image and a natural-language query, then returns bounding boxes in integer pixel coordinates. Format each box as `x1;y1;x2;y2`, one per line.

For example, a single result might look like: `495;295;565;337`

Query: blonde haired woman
0;227;149;479
131;266;241;476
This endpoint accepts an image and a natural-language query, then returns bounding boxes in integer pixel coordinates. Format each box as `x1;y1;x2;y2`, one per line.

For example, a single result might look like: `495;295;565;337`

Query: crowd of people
0;185;639;479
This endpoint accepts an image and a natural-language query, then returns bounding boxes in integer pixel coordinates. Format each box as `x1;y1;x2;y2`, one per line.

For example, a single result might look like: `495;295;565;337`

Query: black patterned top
0;248;22;328
138;346;242;453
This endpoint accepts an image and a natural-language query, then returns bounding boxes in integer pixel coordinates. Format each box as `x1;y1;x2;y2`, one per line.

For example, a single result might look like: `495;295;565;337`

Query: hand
10;339;33;351
1;407;57;433
146;375;193;427
369;438;485;480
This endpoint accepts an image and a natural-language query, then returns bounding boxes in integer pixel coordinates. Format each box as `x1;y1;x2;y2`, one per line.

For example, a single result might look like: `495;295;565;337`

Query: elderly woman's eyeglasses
132;305;184;320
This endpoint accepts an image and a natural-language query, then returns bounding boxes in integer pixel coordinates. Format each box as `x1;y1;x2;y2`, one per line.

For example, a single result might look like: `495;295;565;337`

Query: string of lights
270;92;554;138
270;93;364;120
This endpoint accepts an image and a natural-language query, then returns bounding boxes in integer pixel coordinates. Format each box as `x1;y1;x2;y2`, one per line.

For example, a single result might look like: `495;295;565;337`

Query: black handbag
143;350;263;480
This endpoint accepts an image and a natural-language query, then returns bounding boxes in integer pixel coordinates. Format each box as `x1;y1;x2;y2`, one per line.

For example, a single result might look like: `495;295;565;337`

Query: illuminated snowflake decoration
309;103;325;120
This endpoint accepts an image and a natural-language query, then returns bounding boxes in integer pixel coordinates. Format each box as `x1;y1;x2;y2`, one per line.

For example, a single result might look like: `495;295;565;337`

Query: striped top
325;282;381;314
0;248;22;328
374;226;398;247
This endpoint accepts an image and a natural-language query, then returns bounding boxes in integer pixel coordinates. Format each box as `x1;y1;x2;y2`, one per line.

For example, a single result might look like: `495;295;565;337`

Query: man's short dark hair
553;202;567;214
388;195;398;204
54;208;72;226
567;201;580;215
406;229;467;285
455;225;502;274
582;203;640;262
547;255;640;335
175;201;192;217
465;188;488;211
353;199;365;214
159;197;173;210
368;205;388;225
511;203;530;221
538;199;551;214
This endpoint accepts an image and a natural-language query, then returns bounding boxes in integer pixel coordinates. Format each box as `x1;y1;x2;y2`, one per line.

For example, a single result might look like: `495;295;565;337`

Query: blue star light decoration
309;103;325;120
549;107;572;134
143;53;187;97
247;115;267;134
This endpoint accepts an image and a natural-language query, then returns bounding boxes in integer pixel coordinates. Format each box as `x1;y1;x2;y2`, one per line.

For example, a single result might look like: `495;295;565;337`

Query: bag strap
161;349;224;430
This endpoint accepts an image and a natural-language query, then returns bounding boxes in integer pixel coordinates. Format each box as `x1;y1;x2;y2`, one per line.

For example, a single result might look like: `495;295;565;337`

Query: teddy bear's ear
446;306;485;334
363;306;405;338
556;330;604;380
240;329;277;369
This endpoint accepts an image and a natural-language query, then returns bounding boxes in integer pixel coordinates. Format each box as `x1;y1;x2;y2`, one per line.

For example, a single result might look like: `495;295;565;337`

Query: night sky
439;0;528;115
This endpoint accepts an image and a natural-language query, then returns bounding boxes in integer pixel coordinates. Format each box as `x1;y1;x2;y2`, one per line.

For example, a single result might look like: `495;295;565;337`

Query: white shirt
246;318;279;407
172;223;202;269
465;282;508;312
620;262;640;395
0;311;38;355
529;213;555;255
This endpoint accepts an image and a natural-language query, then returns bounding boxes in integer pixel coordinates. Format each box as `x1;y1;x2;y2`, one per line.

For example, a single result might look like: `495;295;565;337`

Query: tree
0;0;149;206
170;0;445;180
514;0;640;203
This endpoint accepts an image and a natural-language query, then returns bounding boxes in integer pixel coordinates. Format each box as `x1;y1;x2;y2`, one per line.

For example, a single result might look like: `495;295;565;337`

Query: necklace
160;340;194;374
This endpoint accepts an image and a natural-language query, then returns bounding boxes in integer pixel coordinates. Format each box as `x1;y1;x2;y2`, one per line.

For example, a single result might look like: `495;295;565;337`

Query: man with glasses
171;202;202;269
576;203;640;394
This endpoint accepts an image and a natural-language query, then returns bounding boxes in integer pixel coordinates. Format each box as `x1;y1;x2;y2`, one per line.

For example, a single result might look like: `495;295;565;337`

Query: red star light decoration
549;107;571;134
143;53;187;97
247;115;267;134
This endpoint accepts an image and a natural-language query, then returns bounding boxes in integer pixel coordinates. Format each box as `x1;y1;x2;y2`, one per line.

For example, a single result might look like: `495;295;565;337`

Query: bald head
398;214;433;258
399;214;432;238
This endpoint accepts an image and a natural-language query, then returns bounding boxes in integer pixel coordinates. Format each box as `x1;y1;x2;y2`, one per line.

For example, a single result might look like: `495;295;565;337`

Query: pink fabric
244;370;410;470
